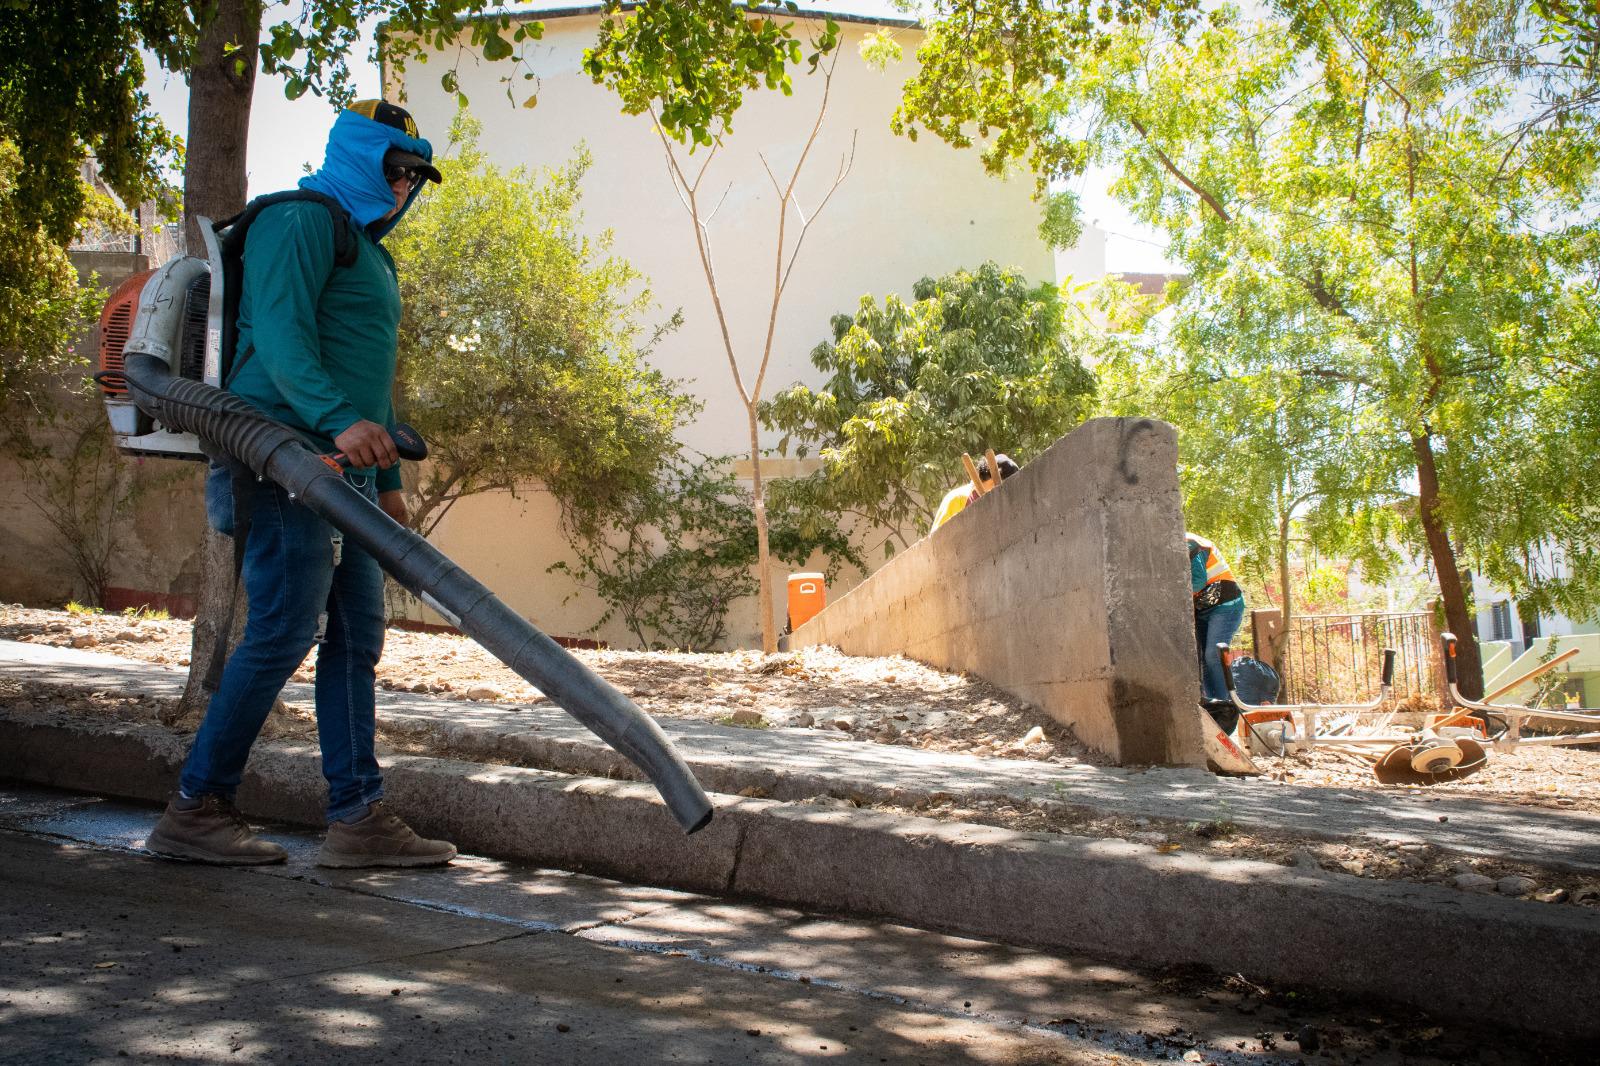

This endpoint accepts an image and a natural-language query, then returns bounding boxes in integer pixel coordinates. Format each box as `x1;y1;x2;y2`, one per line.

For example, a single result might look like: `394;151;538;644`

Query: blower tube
120;351;714;835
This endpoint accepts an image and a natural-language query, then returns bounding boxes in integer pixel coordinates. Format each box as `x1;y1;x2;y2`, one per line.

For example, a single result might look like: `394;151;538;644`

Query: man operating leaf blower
147;101;454;868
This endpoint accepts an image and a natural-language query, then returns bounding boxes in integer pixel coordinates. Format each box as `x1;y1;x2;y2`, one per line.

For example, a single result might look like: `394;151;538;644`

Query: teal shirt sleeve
241;205;366;440
1190;551;1206;593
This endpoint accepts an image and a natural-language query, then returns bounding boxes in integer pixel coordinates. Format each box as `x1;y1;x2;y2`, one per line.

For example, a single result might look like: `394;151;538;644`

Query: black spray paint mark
1117;419;1160;485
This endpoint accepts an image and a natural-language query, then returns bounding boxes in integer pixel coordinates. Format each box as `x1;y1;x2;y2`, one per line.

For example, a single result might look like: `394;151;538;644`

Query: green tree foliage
0;1;183;244
584;1;839;146
1055;3;1600;693
262;2;535;105
763;263;1096;555
7;1;1211;256
551;452;859;651
0;132;169;609
1529;0;1600;74
387;113;690;539
1280;1;1600;100
1094;281;1402;664
892;0;1200;191
0;140;106;416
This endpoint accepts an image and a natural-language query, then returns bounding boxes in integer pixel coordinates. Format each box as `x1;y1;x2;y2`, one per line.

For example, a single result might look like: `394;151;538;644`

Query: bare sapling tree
652;47;855;653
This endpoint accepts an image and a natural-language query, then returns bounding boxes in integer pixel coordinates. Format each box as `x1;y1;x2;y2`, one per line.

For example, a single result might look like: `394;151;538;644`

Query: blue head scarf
300;108;436;240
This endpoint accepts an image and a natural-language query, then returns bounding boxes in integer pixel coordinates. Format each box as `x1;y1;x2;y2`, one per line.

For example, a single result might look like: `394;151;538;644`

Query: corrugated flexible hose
120;351;714;835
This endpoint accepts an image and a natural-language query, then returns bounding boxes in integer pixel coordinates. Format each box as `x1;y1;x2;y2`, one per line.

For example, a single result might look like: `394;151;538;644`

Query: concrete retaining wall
793;418;1204;766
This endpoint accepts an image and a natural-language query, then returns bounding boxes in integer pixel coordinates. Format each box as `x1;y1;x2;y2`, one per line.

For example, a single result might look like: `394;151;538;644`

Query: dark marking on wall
1111;675;1181;764
1117;419;1160;485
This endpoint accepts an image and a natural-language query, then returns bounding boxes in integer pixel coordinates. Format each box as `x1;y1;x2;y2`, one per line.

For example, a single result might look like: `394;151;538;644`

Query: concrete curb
4;709;1598;1039
11;643;1600;872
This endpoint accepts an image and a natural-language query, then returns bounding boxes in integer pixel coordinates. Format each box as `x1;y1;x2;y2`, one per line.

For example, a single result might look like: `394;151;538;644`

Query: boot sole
315;845;458;869
146;830;287;866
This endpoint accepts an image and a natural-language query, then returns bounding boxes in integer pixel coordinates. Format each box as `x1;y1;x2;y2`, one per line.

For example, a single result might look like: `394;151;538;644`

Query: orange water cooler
787;572;827;630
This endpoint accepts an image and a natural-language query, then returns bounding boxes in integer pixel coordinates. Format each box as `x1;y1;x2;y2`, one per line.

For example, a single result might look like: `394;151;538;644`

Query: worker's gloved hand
333;419;399;470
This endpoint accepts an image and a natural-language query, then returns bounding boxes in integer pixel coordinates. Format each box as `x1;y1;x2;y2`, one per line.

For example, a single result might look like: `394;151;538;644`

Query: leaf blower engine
92;214;714;835
96;222;227;459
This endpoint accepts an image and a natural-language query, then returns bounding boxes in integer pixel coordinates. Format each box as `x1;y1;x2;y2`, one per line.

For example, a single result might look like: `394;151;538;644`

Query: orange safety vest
1187;533;1242;611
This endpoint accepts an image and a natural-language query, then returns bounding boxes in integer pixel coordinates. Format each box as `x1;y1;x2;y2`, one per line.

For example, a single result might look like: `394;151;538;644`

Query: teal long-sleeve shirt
230;200;403;493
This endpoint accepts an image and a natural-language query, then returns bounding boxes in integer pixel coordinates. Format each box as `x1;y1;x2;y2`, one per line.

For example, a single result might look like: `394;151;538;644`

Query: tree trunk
1275;504;1293;682
182;0;258;254
172;0;262;723
1411;431;1483;698
748;407;776;654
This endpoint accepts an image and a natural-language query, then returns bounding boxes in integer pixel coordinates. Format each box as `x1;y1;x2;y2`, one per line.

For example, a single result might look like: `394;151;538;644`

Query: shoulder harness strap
215;188;358;267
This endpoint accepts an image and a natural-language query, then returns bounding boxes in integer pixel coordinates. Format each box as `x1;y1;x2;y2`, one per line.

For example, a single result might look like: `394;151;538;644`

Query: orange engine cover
97;269;154;395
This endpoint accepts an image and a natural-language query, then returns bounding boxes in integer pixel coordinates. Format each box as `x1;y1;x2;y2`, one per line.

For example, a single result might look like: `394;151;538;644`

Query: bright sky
143;2;1175;273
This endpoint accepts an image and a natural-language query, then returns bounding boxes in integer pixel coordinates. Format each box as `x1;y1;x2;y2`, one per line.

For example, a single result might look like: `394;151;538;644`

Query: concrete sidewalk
12;783;1587;1066
5;639;1600;871
1;795;1135;1065
5;639;1600;1041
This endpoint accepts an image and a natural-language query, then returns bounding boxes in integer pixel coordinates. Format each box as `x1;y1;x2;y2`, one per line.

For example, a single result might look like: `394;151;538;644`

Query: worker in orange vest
1187;532;1246;701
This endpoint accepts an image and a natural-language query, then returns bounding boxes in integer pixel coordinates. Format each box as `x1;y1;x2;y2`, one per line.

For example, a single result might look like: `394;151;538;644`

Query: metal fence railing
1281;610;1441;704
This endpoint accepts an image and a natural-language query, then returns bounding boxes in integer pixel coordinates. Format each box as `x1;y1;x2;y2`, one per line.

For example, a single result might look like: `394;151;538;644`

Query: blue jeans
180;464;387;822
1196;597;1246;701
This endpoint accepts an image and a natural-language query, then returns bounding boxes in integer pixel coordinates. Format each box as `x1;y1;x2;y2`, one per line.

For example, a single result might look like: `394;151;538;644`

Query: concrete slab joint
793;417;1204;766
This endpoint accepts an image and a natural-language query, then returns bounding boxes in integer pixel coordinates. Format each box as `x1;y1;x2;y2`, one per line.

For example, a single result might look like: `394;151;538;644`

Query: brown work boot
147;794;288;866
317;802;456;869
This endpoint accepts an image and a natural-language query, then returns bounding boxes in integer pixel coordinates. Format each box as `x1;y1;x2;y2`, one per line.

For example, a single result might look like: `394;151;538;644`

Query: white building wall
1055;223;1107;284
1472;573;1595;650
390;12;1081;647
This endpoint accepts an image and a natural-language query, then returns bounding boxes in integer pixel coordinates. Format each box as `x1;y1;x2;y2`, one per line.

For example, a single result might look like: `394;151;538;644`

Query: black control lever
327;422;427;469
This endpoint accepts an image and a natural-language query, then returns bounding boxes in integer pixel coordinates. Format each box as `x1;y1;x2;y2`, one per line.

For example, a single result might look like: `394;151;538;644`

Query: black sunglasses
383;163;423;186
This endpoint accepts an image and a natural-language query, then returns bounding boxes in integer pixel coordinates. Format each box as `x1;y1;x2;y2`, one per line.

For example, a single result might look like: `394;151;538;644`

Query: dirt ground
5;605;1600;906
0;604;1096;763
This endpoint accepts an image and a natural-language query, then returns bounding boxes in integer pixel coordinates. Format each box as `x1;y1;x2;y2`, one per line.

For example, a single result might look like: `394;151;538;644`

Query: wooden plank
962;453;985;495
1483;647;1580;703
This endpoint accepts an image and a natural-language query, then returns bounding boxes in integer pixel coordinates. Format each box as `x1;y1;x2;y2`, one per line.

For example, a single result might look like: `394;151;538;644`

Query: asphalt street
0;784;1585;1065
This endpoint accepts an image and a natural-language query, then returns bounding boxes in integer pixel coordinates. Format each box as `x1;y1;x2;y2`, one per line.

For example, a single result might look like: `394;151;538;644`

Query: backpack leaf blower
95;210;713;835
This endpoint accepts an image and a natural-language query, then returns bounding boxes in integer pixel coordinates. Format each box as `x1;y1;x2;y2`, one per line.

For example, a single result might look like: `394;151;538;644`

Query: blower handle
328;422;428;469
1440;632;1458;685
1381;648;1396;687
